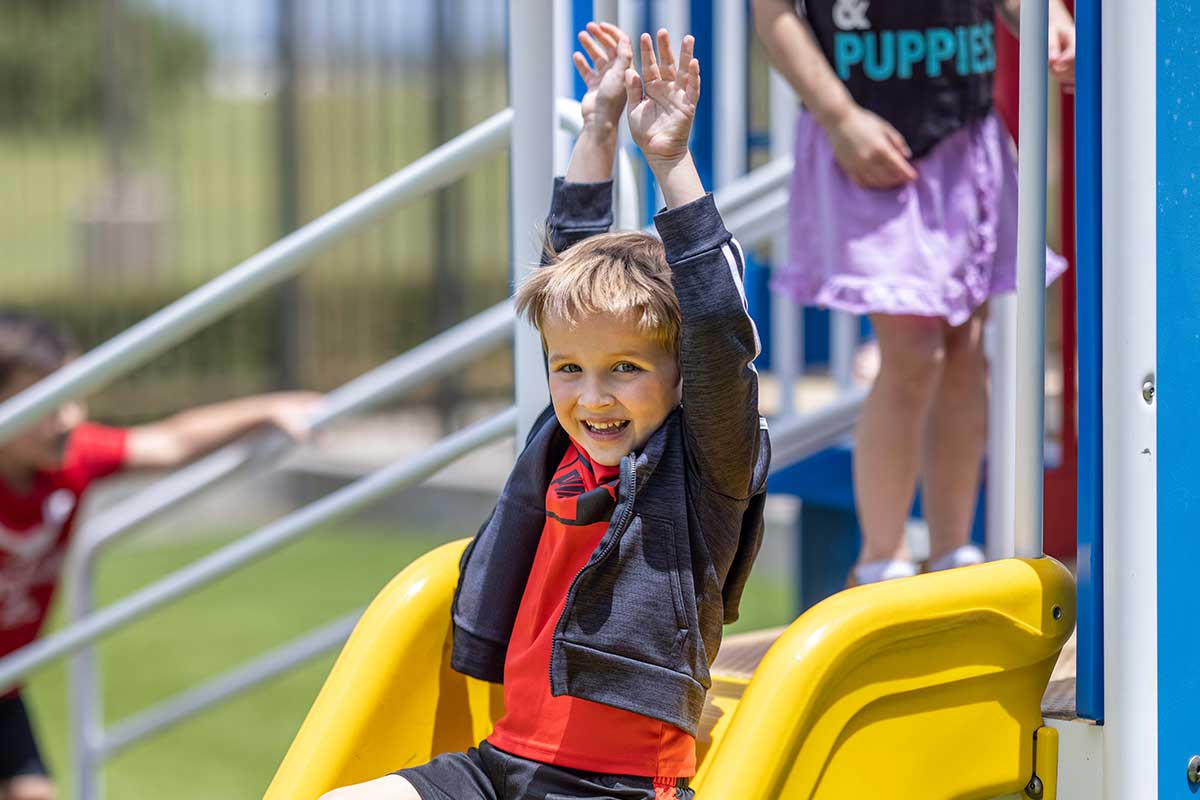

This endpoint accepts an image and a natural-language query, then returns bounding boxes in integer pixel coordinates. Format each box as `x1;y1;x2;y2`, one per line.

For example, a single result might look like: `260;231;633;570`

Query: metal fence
3;0;511;423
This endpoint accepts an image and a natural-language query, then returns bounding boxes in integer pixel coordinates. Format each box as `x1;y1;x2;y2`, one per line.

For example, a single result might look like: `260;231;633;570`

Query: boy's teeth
588;420;625;431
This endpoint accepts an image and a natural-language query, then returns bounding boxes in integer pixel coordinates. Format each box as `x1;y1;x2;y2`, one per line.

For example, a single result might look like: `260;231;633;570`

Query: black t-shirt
800;0;997;157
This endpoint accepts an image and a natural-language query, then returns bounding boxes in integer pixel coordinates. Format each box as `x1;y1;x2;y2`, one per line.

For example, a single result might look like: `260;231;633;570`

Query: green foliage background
0;2;207;130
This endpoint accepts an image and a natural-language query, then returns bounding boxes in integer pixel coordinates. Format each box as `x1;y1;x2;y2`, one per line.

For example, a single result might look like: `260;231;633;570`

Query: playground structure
0;0;1192;798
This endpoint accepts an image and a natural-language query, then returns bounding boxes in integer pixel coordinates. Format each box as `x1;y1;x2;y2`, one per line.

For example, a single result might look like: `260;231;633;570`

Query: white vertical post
593;0;619;23
985;294;1017;560
657;0;689;40
611;0;641;230
510;0;556;440
714;0;746;187
653;0;689;213
769;70;801;416
1013;0;1049;559
1102;0;1158;794
830;311;857;392
554;0;574;172
69;570;103;800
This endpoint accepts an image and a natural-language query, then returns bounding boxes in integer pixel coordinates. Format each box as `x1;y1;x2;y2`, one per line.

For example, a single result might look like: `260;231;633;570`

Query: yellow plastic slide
266;539;1074;799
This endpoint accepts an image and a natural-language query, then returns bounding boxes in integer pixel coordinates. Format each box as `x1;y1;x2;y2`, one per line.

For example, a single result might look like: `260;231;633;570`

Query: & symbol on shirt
833;0;871;31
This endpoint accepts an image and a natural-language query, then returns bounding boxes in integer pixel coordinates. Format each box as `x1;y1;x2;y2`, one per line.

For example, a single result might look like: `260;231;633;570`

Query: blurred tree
0;1;207;130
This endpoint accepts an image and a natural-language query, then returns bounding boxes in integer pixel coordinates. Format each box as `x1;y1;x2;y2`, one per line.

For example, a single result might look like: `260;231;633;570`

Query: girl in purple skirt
753;0;1075;584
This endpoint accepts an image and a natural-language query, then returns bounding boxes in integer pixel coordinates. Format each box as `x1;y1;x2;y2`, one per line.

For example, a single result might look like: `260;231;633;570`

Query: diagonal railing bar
0;408;517;690
67;300;514;567
0;143;797;798
99;611;360;759
85;380;865;767
0;110;515;446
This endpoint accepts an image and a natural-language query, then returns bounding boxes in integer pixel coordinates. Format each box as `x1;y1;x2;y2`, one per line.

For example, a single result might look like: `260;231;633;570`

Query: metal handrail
81;380;861;765
44;153;797;689
0;98;617;448
0;147;797;798
67;300;514;571
0;408;518;690
62;300;515;792
99;610;359;759
0;112;508;445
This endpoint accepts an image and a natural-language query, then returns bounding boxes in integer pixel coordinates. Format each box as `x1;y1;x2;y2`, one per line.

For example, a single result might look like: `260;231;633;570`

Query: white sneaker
926;544;987;573
849;559;919;587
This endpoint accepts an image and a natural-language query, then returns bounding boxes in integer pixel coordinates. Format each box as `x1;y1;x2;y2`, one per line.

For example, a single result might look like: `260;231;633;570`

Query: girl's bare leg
853;314;946;568
921;307;989;565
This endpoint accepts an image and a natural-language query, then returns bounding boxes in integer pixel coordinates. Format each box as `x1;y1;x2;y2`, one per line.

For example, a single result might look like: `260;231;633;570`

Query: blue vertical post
1157;1;1200;793
572;0;591;101
1073;0;1103;723
641;1;661;223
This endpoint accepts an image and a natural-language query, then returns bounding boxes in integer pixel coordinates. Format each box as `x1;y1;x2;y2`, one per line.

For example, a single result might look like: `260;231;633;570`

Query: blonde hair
514;232;681;353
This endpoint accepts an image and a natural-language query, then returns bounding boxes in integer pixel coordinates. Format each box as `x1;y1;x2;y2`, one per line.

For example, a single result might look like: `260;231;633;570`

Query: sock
854;559;918;585
927;544;986;573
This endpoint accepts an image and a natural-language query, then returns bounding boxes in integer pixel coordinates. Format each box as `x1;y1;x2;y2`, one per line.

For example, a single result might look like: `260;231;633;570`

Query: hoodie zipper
547;451;638;689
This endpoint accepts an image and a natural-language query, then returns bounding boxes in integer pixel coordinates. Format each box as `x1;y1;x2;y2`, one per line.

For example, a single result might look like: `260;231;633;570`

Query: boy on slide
320;22;770;800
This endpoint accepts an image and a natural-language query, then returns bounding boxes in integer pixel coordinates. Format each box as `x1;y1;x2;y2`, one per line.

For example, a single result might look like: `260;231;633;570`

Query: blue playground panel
771;449;988;611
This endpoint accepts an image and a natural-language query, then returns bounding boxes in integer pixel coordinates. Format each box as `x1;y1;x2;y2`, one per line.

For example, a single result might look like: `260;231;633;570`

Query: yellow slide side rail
693;556;1075;799
265;539;499;799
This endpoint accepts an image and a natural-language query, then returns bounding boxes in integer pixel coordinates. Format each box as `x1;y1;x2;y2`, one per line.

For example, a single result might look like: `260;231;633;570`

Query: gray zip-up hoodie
450;178;770;737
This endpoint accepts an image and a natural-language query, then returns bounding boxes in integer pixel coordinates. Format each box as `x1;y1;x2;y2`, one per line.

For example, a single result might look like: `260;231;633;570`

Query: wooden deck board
710;625;1080;719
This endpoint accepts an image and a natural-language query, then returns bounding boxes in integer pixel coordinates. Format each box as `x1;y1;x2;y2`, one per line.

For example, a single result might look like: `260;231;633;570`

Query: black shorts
396;740;693;800
0;693;49;780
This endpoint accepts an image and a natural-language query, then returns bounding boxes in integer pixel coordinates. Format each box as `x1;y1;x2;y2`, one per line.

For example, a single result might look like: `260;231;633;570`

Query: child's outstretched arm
125;392;322;469
627;31;767;500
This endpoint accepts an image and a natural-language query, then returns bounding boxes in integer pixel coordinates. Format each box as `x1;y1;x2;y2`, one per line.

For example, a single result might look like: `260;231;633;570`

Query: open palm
574;22;632;129
625;31;700;165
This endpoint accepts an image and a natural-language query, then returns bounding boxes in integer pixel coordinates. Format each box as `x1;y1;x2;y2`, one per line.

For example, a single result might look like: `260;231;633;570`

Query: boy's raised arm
543;23;633;259
629;30;765;498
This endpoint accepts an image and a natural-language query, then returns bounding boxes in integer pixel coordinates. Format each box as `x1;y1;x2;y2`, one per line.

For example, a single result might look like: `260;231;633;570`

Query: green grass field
23;523;794;799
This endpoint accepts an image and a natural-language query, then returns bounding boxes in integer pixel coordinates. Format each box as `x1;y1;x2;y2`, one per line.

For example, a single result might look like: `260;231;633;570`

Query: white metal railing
0;151;797;688
0;99;620;448
0;137;799;799
0;97;605;800
64;300;515;794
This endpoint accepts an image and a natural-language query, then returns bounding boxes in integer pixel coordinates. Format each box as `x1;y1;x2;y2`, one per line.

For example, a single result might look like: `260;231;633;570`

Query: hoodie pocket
568;513;691;666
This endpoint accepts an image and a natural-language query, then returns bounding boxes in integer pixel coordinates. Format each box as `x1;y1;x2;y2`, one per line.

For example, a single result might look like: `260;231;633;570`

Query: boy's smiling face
544;311;681;467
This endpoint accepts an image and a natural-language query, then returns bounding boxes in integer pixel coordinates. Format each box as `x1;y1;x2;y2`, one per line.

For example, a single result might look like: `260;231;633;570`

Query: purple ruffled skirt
772;111;1066;327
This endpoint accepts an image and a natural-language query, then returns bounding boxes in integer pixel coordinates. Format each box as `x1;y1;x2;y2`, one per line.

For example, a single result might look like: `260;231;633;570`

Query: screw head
1025;775;1044;799
1188;755;1200;784
1143;380;1156;404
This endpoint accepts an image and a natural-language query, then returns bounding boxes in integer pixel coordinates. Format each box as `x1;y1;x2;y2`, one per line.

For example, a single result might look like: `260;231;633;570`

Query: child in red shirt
0;308;321;800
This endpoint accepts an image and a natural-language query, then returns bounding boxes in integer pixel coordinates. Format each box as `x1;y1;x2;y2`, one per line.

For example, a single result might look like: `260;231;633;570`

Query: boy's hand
574;22;633;134
625;30;700;169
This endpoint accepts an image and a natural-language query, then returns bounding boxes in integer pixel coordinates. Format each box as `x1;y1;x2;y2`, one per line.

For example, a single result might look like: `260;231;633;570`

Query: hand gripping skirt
771;110;1067;327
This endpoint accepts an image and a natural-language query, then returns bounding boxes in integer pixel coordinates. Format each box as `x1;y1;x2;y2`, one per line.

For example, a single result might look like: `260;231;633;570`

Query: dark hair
0;307;77;390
